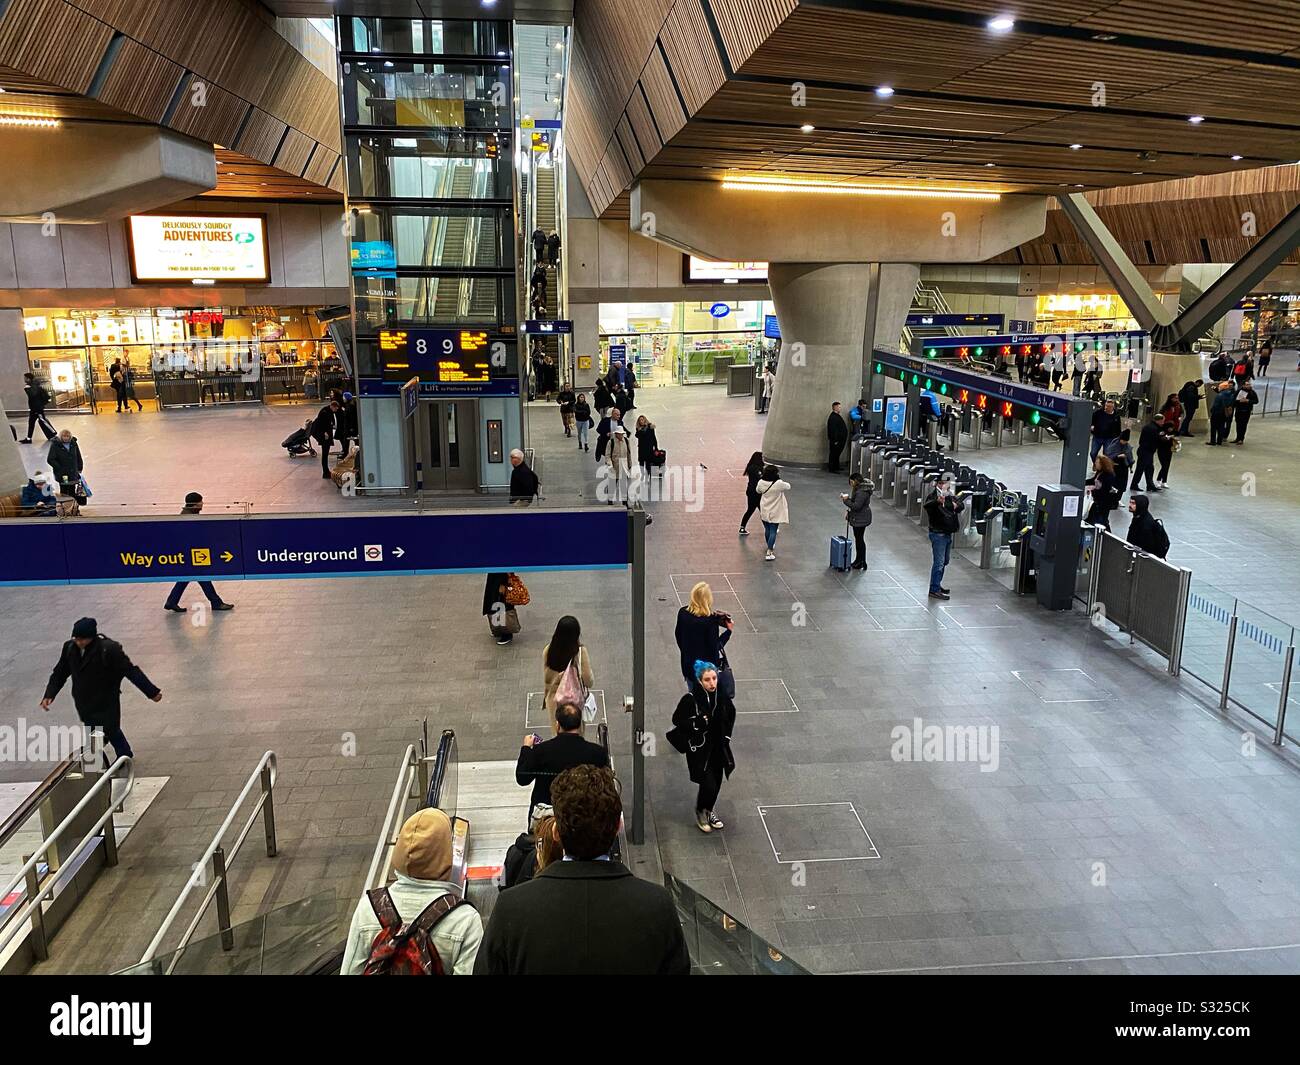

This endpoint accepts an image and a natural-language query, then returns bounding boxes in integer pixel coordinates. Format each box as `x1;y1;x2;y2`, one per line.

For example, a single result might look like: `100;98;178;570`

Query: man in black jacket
310;399;341;478
509;449;539;504
1176;379;1202;436
1131;413;1163;492
41;618;162;761
20;372;56;443
163;493;234;614
923;480;964;601
1125;494;1169;558
516;702;609;822
826;401;848;473
46;429;85;504
1089;398;1121;460
474;765;689;975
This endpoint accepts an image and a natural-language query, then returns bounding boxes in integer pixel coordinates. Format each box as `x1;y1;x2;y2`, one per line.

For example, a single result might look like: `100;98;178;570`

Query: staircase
529;163;562;389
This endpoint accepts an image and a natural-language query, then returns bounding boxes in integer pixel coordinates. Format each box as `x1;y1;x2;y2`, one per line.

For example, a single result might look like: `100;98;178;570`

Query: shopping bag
504;573;530;607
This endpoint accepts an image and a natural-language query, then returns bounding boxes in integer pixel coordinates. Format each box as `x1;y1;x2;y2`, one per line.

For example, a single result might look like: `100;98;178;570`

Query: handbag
504;607;521;634
504;573;530;607
650;448;666;467
555;653;585;708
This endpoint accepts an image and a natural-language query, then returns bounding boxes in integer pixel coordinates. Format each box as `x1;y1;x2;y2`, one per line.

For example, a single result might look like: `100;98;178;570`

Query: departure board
379;327;507;393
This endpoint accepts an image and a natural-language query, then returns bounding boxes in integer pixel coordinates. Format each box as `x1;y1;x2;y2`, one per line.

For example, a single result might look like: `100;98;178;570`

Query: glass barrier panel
341;16;509;57
1181;581;1237;691
1227;601;1294;733
348;134;511;200
345;63;509;130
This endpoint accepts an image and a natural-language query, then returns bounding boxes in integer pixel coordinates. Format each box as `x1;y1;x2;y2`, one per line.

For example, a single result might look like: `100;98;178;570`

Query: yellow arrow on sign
221;551;234;562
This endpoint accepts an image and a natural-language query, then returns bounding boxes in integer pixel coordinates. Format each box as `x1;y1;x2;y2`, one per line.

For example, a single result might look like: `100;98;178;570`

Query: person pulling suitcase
841;473;873;570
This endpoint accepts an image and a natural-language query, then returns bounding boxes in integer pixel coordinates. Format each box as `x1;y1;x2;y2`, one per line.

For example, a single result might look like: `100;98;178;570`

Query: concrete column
763;262;918;466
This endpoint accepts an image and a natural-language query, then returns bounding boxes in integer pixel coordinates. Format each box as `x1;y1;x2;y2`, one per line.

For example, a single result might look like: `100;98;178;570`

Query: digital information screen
127;214;270;283
682;255;769;283
380;328;499;391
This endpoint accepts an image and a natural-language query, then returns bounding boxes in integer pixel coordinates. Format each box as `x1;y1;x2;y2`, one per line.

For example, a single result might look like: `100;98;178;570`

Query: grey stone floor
4;384;1300;974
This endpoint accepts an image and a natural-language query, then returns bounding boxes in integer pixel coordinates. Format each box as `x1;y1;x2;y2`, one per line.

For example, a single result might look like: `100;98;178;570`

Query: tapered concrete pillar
763;262;918;466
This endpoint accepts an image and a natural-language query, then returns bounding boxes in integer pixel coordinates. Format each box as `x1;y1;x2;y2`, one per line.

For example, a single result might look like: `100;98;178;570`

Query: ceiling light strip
0;115;60;128
721;179;1000;201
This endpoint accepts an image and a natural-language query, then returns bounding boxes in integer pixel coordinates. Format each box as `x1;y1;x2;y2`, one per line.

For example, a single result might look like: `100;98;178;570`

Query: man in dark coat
310;399;341;478
509;449;539;504
545;230;561;265
1089;398;1121;460
46;429;85;504
826;401;848;473
1125;494;1169;559
516;702;609;822
531;227;547;263
163;493;234;614
1177;379;1202;436
474;765;689;975
1131;413;1163;492
1232;381;1259;444
20;372;55;443
1207;383;1237;446
41;618;161;760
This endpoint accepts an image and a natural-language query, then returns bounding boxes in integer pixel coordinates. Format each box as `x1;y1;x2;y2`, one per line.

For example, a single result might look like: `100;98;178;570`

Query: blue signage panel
401;376;419;420
524;319;573;335
359;376;520;399
905;313;1004;329
763;314;780;339
0;509;631;587
884;397;907;434
872;349;1077;419
61;518;246;584
350;241;397;273
916;330;1148;358
709;303;731;318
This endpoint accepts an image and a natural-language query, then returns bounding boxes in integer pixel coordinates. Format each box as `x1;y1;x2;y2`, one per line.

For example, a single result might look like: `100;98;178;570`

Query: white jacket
340;873;483;975
755;478;790;524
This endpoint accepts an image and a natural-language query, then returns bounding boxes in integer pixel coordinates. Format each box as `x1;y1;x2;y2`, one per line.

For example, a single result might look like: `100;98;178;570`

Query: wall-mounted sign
524;319;573;334
763;314;780;339
351;241;397;273
127;214;270;284
709;303;731;319
683;256;769;283
905;313;1005;329
379;328;505;392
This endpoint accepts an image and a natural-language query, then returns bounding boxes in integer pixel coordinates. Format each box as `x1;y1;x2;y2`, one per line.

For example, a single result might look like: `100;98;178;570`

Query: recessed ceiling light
800;123;815;133
985;162;996;167
0;115;59;128
1188;115;1204;124
1131;171;1144;175
875;85;894;98
1231;154;1243;161
1069;143;1083;150
987;16;1015;33
1091;33;1117;41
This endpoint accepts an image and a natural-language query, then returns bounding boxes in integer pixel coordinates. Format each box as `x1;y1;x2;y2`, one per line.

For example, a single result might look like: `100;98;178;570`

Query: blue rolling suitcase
830;522;852;572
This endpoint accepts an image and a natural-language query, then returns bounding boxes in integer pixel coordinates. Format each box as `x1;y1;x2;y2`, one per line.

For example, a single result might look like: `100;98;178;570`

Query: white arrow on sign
394;546;405;559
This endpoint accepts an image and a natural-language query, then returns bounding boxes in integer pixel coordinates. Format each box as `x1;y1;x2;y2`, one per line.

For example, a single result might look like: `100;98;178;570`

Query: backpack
554;652;586;708
1234;362;1248;378
361;887;467;975
1150;518;1170;560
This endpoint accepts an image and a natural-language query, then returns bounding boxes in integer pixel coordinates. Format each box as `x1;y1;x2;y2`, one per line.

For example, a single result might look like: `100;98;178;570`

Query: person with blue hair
666;660;736;834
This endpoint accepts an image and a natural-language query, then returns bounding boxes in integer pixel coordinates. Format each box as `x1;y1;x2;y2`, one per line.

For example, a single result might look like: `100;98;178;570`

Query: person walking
1177;379;1202;436
509;449;540;505
755;463;791;561
593;379;612;419
634;414;658;477
1125;494;1170;558
1107;428;1134;498
19;372;56;443
1131;413;1163;492
840;473;874;570
594;407;617;462
758;365;774;413
47;429;86;506
1257;341;1272;378
667;661;736;834
121;356;143;411
310;398;341;478
557;384;575;437
1159;392;1182;431
674;581;734;697
40;618;162;763
574;392;592;452
1085;454;1121;530
1232;379;1259;444
614;382;634;419
604;422;633;506
545;229;561;265
109;358;128;413
541;615;595;717
483;572;520;645
826;402;848;473
624;367;637;410
922;478;963;600
1231;352;1255;388
1089;398;1121;460
738;450;764;536
1207;382;1237;446
516;701;609;820
163;493;234;614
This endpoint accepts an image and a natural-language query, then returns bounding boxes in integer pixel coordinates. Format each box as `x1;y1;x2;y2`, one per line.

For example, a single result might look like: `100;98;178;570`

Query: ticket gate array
857;433;1030;567
946;404;1046;453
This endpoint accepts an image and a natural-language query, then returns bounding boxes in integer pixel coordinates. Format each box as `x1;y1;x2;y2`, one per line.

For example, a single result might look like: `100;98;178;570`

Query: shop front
1033;292;1142;334
1234;294;1300;350
21;307;340;413
596;300;777;385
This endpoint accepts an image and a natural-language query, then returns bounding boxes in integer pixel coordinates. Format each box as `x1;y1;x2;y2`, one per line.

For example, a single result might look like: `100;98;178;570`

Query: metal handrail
139;751;277;970
0;755;134;959
365;744;421;891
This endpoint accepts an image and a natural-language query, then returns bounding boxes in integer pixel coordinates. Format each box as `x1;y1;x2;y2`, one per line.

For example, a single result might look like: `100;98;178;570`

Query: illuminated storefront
1034;292;1140;333
22;306;339;412
1236;294;1300;349
597;300;777;385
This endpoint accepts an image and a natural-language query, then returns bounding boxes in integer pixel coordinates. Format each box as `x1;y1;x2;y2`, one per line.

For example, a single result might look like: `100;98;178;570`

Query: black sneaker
164;604;187;613
928;590;950;600
940;586;950;594
212;603;234;611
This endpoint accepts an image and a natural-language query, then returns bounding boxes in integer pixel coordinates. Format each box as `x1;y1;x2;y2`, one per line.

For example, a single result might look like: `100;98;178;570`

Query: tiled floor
4;384;1300;974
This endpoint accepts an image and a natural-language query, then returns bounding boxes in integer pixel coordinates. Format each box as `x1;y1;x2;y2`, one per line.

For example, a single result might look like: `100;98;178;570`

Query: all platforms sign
127;214;271;283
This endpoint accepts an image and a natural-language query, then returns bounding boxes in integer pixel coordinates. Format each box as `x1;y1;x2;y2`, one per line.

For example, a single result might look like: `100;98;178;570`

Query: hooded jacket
1125;496;1169;558
340;871;483;975
667;683;737;784
845;482;874;529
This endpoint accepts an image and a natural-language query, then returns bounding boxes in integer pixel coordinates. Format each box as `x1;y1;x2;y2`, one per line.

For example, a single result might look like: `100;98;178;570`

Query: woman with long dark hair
667;660;736;834
542;614;594;717
738;450;764;536
1085;454;1120;530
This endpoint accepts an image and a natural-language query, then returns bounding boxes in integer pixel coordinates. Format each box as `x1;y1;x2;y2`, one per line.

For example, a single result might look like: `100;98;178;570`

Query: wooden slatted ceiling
168;75;249;149
235;107;290;166
659;0;728;112
207;147;341;202
0;0;112;94
93;37;183;124
639;45;688;143
710;0;798;69
625;85;663;160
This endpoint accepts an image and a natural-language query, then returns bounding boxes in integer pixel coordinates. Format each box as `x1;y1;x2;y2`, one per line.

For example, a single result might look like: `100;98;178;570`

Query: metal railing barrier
1086;530;1192;675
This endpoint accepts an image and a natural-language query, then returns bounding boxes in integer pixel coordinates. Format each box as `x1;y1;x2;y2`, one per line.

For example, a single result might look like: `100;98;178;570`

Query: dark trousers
26;410;55;440
1209;410;1229;445
695;759;724;813
1179;409;1195;435
1232;408;1253;442
165;581;225;609
740;490;760;529
828;438;845;472
595;434;608;461
852;525;867;567
1156;449;1172;482
98;724;133;759
316;436;332;473
1086;501;1112;530
1131;452;1157;490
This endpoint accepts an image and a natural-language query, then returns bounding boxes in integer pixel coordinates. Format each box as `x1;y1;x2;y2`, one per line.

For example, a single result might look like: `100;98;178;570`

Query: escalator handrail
423;729;456;810
596;723;624;865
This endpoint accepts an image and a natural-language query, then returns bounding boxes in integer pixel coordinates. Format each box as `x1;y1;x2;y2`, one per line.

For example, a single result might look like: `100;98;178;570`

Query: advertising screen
683;255;768;283
127;214;271;283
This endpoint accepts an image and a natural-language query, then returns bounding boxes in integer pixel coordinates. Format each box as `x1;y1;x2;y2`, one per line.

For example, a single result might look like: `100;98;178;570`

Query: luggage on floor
830;524;852;572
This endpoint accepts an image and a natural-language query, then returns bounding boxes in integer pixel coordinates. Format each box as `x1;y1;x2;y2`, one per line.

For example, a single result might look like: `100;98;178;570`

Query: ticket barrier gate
868;436;907;493
881;440;925;497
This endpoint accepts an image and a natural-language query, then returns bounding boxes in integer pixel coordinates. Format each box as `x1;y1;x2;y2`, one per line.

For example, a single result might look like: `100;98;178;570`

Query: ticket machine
1028;483;1085;610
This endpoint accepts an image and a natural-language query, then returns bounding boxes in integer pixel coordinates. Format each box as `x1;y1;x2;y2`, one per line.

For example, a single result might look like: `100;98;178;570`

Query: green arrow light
874;362;882;373
1031;411;1041;425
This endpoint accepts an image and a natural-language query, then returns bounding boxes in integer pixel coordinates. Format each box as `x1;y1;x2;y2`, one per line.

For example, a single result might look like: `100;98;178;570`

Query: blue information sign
763;314;780;339
709;303;731;319
0;509;631;587
350;241;397;273
905;312;1004;329
401;376;419;420
524;320;573;335
884;397;907;434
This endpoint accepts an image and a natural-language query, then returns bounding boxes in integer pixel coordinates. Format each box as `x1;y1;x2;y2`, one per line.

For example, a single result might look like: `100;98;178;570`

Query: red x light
1001;400;1014;418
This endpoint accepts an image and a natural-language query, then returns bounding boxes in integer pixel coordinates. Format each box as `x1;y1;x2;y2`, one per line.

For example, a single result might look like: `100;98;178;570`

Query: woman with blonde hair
673;581;735;698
